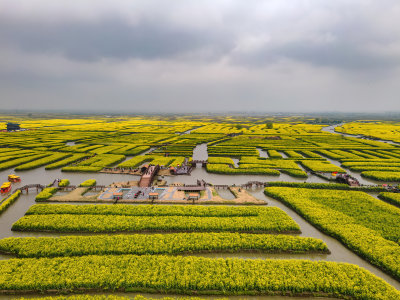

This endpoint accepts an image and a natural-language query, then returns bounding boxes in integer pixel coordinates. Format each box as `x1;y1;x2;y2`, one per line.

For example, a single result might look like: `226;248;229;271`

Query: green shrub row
264;186;400;280
239;158;302;170
0;190;21;215
111;145;150;155
0;254;398;299
45;154;89;170
361;171;400;182
14;153;71;171
300;150;322;158
89;145;124;155
58;179;70;187
0;151;38;163
79;179;96;187
315;150;344;160
18;295;215;300
299;160;345;173
378;192;400;208
13;206;300;234
206;164;280;176
0;232;328;258
0;153;49;171
267;150;282;158
62;166;103;172
279;169;308;178
207;157;235;165
0;148;24;156
59;144;104;153
266;181;386;192
283;150;303;158
35;188;58;202
77;154;125;167
349;166;400;172
25;204;261;217
118;156;153;168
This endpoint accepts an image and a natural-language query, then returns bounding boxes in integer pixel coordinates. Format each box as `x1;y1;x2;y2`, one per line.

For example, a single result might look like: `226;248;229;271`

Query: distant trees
236;125;244;130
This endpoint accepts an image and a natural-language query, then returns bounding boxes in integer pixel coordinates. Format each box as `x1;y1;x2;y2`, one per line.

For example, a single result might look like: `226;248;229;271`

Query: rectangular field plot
12;204;300;233
264;186;400;279
0;232;329;258
0;254;398;299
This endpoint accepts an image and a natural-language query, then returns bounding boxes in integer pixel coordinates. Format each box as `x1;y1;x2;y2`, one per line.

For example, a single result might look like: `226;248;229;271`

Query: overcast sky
1;0;400;113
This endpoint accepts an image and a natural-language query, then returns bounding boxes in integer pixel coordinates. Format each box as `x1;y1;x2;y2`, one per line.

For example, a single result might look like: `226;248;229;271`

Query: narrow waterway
180;125;203;135
192;143;208;160
231;158;239;168
257;148;269;158
278;151;288;158
1;127;400;297
170;143;327;185
320;151;399;186
322;123;400;146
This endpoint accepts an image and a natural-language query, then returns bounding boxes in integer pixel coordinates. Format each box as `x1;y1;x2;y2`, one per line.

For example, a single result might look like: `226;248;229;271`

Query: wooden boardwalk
18;184;45;193
139;165;160;187
242;181;266;188
191;160;208;167
57;185;77;191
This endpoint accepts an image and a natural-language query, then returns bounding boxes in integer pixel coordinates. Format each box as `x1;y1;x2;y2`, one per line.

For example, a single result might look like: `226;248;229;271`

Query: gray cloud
233;39;400;70
0;0;400;112
0;17;233;61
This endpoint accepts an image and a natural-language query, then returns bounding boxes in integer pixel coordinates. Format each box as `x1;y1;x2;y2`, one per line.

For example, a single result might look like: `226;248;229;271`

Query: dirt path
110;181;138;188
49;187;102;202
211;187;266;205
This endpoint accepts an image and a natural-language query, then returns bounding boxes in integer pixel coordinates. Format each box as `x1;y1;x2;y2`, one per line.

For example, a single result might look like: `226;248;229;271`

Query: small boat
8;174;21;183
1;182;12;194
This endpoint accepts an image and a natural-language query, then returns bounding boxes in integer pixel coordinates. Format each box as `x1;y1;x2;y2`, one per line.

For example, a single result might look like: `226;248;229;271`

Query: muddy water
180;126;202;135
257;148;269;158
192;143;208;160
231;158;239;168
278;151;288;158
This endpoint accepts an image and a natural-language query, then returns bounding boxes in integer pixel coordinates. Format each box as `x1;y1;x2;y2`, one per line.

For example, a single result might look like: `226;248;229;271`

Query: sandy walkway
49;187;104;202
47;185;265;205
210;187;266;205
110;181;138;188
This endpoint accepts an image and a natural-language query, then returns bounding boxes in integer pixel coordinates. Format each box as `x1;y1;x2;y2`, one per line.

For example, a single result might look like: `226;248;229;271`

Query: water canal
1;168;400;292
1;129;400;298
